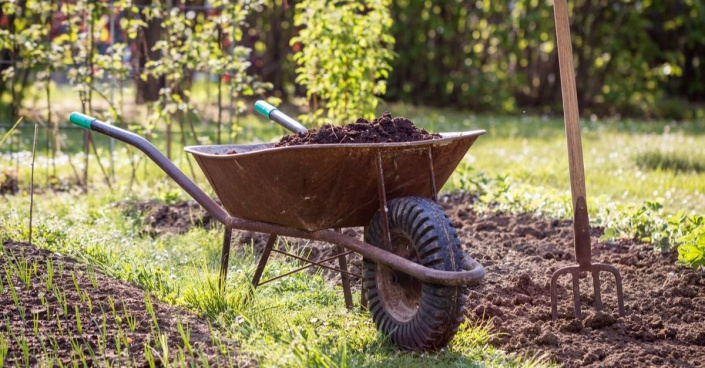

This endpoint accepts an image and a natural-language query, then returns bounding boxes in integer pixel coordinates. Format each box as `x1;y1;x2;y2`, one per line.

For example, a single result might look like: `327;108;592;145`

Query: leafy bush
676;215;705;269
291;0;395;125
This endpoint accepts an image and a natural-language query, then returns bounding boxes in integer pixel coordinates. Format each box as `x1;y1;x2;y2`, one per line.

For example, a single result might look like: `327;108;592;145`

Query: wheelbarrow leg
218;227;233;294
336;244;354;310
252;234;277;287
360;227;368;311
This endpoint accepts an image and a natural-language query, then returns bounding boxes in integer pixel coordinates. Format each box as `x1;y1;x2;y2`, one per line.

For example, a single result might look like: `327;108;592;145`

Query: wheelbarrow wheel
363;196;470;351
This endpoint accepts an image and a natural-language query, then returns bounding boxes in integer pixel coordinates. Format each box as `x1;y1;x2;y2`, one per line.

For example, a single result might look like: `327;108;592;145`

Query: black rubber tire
363;196;469;351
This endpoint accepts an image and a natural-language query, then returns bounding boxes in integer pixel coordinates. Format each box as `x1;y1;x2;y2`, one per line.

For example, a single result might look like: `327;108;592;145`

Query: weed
123;302;136;332
39;292;52;321
198;351;211;368
0;333;8;367
176;319;193;355
68;334;87;367
11;254;33;290
75;306;83;334
71;271;84;302
84;291;93;314
11;330;30;367
155;334;170;365
143;343;156;368
601;203;705;269
33;313;40;336
86;264;98;289
56;315;63;334
54;287;69;316
107;296;117;320
144;293;161;336
46;258;54;291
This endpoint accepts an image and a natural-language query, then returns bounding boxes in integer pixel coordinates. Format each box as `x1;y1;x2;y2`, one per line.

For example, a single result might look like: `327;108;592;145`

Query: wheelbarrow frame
69;115;486;309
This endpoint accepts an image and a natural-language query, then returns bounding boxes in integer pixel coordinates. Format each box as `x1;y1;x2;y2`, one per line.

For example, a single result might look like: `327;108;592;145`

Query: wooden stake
29;124;38;246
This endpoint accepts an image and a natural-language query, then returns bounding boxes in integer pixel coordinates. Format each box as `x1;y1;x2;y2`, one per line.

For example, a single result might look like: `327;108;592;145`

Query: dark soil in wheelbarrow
127;197;704;367
275;111;440;147
0;241;253;367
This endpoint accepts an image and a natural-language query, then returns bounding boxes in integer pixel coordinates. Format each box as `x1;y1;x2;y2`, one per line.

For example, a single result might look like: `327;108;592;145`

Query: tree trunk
134;0;164;104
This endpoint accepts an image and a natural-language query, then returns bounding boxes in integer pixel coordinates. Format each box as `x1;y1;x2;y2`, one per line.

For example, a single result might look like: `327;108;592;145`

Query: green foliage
142;1;270;134
385;0;705;116
676;215;705;269
0;0;271;146
292;0;395;125
601;201;673;252
601;203;705;270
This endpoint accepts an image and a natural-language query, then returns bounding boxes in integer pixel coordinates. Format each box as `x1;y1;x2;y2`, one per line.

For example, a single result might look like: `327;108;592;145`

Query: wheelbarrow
68;106;487;351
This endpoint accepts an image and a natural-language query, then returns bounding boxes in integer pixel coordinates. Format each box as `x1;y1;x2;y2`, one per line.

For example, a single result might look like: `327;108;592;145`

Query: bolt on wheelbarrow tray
68;111;487;351
185;131;484;231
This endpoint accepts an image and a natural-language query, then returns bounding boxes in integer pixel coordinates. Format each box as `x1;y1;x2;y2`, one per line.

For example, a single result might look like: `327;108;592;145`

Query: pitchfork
550;0;626;321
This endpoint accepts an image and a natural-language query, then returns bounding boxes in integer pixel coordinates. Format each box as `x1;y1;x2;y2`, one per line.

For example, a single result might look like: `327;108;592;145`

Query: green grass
635;149;705;173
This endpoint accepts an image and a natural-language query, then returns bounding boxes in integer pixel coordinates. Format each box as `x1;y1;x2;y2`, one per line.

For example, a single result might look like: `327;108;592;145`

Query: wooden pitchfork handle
554;0;592;269
550;0;626;321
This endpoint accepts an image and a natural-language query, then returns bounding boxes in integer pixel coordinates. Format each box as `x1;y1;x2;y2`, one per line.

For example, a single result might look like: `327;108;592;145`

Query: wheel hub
377;231;423;323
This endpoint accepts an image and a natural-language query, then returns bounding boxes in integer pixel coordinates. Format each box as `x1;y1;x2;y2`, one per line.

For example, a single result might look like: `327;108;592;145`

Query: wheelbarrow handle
68;112;231;224
254;100;307;134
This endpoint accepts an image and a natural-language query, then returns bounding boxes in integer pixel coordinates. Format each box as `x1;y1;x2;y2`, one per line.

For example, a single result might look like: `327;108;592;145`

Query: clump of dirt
46;175;77;192
275;111;440;147
0;171;19;195
0;241;253;367
119;200;217;237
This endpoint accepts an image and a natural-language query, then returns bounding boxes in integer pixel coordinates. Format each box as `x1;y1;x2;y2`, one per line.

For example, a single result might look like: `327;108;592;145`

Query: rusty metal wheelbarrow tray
185;131;484;231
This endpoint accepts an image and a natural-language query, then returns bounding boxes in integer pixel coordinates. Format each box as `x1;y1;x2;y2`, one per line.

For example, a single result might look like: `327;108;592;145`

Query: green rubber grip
255;100;277;118
69;112;95;130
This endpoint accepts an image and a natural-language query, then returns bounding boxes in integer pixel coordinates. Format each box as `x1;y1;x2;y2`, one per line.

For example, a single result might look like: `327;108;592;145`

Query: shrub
291;0;395;125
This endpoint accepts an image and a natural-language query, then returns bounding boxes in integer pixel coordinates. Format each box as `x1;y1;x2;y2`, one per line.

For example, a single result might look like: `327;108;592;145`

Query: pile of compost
275;111;440;147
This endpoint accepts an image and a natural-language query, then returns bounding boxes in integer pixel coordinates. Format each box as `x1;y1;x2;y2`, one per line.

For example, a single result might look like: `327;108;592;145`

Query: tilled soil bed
439;195;705;367
0;241;252;367
128;197;704;367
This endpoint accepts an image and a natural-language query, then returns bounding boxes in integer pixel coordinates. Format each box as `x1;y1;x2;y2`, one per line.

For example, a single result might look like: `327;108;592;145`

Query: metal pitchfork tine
550;0;625;322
